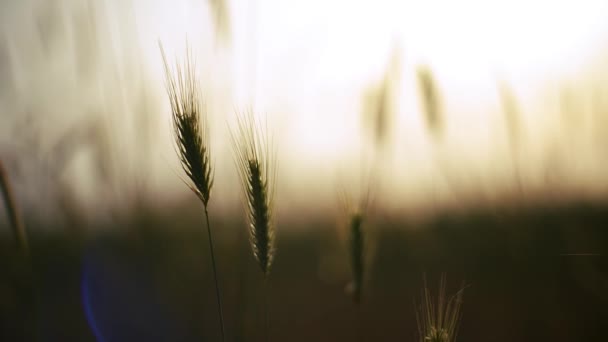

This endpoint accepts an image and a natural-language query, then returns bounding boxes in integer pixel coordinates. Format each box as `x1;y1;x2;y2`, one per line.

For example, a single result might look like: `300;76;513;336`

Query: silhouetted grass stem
0;160;28;255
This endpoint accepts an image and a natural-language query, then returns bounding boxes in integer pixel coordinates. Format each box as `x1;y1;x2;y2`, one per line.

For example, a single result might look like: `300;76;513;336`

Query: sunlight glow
128;0;608;207
2;0;608;219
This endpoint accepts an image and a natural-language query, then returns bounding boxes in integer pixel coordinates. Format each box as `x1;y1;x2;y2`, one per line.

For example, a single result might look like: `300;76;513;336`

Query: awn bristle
416;275;465;342
160;44;213;207
231;112;276;277
417;66;444;141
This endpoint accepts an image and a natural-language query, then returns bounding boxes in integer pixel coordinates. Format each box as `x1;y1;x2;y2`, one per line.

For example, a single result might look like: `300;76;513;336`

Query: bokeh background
1;0;607;341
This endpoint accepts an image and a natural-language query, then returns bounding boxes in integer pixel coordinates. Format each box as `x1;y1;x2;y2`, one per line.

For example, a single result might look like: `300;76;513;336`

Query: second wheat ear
231;111;277;342
230;112;277;277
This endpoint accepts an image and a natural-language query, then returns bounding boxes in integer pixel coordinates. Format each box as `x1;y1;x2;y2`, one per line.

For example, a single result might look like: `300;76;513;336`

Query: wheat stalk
416;65;463;203
0;159;28;255
159;43;225;342
231;111;276;342
497;80;524;195
231;111;276;277
416;275;465;342
348;213;364;304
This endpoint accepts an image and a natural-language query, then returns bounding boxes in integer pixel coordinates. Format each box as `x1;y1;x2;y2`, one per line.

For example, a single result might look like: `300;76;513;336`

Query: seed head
231;112;276;276
160;44;213;207
417;66;444;141
416;275;465;342
338;184;372;305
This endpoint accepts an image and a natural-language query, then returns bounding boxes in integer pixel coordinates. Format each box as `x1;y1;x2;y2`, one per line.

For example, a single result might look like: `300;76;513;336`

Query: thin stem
0;160;28;255
204;207;225;342
264;277;269;342
355;304;363;342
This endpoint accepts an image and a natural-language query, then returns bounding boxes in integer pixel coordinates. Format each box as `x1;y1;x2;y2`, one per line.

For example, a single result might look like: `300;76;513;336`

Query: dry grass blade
416;275;465;342
160;43;213;207
417;66;444;141
231;111;276;277
0;159;28;254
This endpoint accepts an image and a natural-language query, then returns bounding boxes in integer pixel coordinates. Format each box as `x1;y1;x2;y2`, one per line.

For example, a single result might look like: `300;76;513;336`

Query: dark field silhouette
1;200;606;341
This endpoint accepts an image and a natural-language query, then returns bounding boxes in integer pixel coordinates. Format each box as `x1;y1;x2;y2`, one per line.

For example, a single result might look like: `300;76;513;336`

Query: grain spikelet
417;66;444;141
231;112;276;276
160;43;213;207
416;275;465;342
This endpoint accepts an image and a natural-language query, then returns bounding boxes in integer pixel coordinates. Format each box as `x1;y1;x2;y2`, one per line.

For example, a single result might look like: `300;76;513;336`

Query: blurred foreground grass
1;200;607;341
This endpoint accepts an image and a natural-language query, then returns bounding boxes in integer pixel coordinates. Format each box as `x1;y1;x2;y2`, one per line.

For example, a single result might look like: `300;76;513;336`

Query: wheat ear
230;111;276;277
416;274;465;342
159;43;225;342
231;111;276;342
338;184;372;305
417;66;444;142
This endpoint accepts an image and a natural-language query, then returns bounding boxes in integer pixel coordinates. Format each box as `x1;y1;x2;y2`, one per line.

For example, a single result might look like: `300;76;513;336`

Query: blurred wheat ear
230;111;276;277
497;80;523;148
362;44;401;151
159;43;225;342
208;0;231;44
417;66;444;142
416;275;465;342
497;80;524;195
363;76;391;151
0;160;28;255
338;185;371;305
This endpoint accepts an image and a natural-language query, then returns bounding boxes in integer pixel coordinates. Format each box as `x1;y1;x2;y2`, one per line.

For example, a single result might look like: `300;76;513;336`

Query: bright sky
2;0;608;222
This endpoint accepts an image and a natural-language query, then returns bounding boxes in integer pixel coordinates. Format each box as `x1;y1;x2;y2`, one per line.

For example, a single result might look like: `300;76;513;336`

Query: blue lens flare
80;240;188;342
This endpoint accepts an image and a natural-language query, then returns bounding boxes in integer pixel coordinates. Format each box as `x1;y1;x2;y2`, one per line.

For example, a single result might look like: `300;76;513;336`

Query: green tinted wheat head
416;275;465;342
231;112;276;277
160;43;225;341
